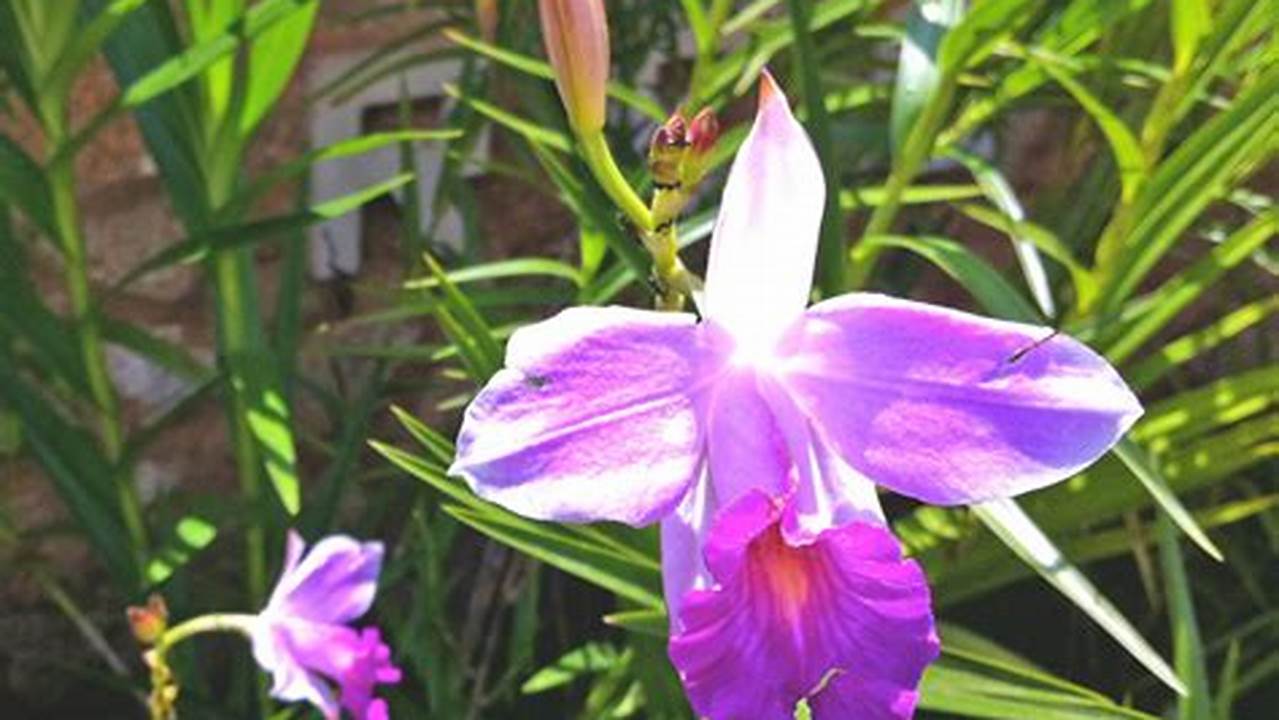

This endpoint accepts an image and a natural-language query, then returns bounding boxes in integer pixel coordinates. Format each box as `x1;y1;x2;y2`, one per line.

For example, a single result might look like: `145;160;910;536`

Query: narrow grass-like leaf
1127;296;1279;390
973;498;1186;696
1157;514;1213;720
145;514;218;586
860;235;1042;322
1114;438;1224;561
443;29;665;122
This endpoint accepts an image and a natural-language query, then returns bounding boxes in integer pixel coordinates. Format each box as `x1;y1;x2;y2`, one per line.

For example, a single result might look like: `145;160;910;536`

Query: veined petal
660;469;715;632
266;533;383;625
778;293;1143;505
668;491;938;720
703;72;825;356
451;307;714;526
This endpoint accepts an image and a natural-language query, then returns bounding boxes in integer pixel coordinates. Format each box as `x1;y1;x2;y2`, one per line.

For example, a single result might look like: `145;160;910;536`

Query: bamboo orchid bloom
251;532;401;720
449;72;1141;537
449;73;1141;717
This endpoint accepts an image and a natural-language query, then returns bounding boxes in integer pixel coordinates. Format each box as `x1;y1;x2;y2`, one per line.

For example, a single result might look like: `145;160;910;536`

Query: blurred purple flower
449;72;1140;716
250;532;401;720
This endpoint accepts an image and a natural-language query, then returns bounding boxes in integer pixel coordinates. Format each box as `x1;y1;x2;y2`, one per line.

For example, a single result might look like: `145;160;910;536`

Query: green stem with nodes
578;130;653;231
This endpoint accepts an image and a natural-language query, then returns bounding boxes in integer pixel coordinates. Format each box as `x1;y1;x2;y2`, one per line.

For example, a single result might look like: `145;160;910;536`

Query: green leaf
1170;0;1212;72
1100;66;1279;314
44;0;150;102
522;642;623;694
0;350;139;589
1126;296;1279;390
860;235;1042;322
403;258;583;290
1034;57;1146;203
920;644;1161;719
1113;438;1223;562
945;148;1056;317
240;0;318;134
891;0;963;154
118;173;414;289
1104;211;1278;364
0;134;56;235
1157;515;1213;720
145;514;218;586
372;441;663;609
973;498;1186;696
443;29;666;122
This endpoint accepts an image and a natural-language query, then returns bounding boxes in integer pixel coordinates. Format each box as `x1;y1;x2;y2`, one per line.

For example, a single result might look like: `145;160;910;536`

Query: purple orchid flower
250;532;402;720
450;73;1140;716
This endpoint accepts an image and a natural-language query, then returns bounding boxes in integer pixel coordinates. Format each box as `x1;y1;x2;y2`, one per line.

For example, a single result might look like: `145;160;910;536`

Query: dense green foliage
0;1;1274;718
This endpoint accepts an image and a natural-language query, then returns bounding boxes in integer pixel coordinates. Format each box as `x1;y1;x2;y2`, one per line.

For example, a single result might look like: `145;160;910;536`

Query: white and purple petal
703;71;826;356
777;293;1142;505
668;491;938;720
450;307;715;526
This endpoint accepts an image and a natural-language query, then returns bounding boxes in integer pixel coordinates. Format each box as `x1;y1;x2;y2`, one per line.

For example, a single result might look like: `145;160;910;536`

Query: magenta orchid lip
449;74;1141;718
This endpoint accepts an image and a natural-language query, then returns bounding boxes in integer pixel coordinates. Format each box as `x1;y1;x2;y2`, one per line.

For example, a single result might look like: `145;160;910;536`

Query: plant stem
578;130;653;232
158;612;259;652
46;120;149;581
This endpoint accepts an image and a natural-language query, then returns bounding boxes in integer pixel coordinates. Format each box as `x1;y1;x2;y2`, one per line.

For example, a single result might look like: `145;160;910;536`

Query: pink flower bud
688;108;720;157
539;0;610;132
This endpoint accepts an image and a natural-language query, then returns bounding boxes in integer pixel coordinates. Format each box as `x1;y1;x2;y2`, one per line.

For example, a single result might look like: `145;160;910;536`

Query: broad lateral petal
703;71;826;353
668;491;938;720
779;293;1144;505
451;307;713;526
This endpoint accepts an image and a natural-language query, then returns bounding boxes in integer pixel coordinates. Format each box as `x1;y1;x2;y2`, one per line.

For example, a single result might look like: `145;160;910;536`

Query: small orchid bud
649;112;689;190
476;0;499;42
538;0;610;133
127;594;169;645
687;107;720;158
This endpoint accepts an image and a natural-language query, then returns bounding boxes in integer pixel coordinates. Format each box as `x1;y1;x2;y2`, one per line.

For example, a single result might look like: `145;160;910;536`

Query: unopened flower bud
649;112;689;189
476;0;499;42
539;0;610;132
127;594;169;645
687;108;720;158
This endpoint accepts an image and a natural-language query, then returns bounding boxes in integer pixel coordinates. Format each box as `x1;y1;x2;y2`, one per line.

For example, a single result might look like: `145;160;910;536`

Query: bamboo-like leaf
118;173;414;288
0;135;56;235
946;148;1055;317
1105;211;1278;364
145;514;218;586
443;30;665;122
891;0;962;154
1157;515;1213;720
1127;296;1279;390
1114;438;1224;562
920;644;1161;719
860;235;1042;322
973;498;1187;696
239;0;318;134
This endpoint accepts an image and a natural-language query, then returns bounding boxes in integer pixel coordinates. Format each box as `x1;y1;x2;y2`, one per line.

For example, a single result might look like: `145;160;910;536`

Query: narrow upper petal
266;534;384;625
668;491;938;720
703;72;826;356
777;293;1143;505
450;307;715;526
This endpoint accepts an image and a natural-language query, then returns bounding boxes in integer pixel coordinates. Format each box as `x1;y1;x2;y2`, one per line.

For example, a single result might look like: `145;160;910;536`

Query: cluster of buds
128;595;178;720
648;108;719;230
